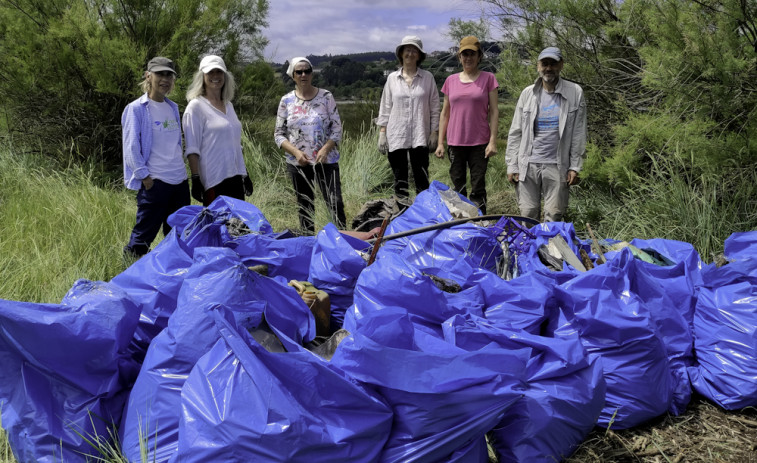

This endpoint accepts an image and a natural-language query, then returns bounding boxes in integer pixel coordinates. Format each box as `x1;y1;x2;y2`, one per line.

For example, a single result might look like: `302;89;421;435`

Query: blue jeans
125;179;190;257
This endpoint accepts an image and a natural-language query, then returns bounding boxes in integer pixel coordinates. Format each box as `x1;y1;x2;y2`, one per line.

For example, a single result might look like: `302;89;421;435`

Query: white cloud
263;0;482;63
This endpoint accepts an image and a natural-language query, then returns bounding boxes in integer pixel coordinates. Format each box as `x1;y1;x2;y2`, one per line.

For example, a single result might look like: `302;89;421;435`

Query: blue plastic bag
171;309;393;463
309;223;370;330
333;307;526;463
689;231;757;409
554;248;675;429
0;280;140;462
121;247;313;462
346;252;485;334
444;314;605;462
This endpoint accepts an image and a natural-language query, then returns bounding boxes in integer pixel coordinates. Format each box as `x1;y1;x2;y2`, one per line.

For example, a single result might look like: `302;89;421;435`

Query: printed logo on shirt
535;102;559;132
154;118;180;132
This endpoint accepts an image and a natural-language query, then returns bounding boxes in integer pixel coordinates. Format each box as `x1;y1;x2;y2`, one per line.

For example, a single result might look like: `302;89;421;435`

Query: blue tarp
1;192;756;463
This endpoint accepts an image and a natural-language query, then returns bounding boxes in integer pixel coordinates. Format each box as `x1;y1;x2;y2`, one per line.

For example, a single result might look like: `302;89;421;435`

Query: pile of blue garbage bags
1;181;755;463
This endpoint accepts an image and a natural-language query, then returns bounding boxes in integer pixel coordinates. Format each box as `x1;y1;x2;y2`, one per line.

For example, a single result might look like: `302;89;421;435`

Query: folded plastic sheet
554;248;676;428
171;309;393;463
517;222;594;277
121;247;313;462
689;231;757;409
0;280;140;462
444;314;605;462
309;223;370;331
333;307;526;463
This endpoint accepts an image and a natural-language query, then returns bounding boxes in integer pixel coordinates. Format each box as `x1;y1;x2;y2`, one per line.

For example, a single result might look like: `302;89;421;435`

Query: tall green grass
0;140;136;303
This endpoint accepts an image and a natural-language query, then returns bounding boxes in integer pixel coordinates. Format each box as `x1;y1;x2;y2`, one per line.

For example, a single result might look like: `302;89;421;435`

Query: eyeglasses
294;69;313;76
152;71;175;78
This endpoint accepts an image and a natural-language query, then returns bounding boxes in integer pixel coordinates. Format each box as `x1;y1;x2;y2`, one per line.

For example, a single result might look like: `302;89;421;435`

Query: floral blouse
274;88;342;165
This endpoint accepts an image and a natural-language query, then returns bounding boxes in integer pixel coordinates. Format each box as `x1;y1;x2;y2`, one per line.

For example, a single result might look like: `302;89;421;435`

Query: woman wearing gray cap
376;35;440;200
183;55;253;206
274;56;346;235
122;56;190;258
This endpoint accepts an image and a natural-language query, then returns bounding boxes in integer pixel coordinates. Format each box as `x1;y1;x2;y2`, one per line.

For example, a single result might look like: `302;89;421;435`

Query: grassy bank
0;117;756;461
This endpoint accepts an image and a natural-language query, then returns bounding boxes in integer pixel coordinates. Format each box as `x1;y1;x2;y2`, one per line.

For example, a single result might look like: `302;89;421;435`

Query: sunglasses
152;71;175;77
294;69;313;76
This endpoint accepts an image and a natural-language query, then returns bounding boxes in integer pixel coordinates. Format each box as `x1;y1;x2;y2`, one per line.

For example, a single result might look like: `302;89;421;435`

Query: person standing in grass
183;55;253;207
122;56;190;258
505;46;586;222
274;56;346;235
376;35;440;200
435;36;499;214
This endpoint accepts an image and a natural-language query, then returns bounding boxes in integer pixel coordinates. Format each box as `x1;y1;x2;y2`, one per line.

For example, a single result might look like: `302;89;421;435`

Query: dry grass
567;398;757;462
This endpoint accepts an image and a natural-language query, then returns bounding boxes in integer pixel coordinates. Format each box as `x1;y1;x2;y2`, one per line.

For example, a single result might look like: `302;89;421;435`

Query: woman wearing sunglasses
274;56;346;234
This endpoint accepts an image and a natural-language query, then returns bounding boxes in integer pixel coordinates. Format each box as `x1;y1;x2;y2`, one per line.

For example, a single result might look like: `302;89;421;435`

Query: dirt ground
565;396;757;462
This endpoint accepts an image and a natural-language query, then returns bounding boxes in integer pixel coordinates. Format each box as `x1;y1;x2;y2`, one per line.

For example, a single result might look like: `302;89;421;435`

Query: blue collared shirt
121;93;183;190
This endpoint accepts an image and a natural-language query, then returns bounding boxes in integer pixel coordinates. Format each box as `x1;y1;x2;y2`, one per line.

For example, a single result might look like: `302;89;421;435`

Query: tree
446;17;491;43
484;0;756;186
0;0;269;168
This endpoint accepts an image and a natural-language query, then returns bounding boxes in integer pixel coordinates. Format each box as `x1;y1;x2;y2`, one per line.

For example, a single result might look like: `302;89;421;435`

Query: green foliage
446;17;491;43
488;0;757;201
0;0;269;167
235;60;287;119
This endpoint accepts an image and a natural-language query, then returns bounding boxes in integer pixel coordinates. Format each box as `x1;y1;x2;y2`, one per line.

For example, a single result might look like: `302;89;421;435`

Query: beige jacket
505;77;587;178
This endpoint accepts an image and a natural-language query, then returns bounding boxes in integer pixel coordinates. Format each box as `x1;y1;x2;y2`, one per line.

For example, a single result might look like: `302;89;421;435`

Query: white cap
199;55;227;74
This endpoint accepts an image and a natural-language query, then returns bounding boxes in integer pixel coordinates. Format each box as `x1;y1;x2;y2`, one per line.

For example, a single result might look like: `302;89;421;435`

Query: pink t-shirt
441;71;498;146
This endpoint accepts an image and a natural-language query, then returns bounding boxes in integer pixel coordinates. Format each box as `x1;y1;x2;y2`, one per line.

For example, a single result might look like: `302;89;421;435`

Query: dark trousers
125;179;190;257
286;163;346;234
203;175;244;207
387;146;430;198
448;144;489;214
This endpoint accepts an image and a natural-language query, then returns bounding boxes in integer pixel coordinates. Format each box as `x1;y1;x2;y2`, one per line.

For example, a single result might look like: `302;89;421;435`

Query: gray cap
538;47;562;62
147;56;176;74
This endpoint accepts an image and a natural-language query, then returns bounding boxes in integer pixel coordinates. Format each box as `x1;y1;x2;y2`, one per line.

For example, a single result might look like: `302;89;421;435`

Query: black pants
387;146;430;198
448;144;489;214
287;163;346;234
203;175;244;207
125;179;190;257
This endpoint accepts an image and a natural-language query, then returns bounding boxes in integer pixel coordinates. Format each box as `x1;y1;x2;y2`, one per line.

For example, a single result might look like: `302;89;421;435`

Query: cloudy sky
263;0;485;63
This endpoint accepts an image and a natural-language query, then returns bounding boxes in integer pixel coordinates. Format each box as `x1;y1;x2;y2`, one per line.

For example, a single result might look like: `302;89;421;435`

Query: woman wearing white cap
274;56;346;234
183;54;253;206
376;35;440;200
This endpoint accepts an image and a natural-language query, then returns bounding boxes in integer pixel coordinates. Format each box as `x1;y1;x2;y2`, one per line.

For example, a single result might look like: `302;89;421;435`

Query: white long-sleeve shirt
375;68;440;152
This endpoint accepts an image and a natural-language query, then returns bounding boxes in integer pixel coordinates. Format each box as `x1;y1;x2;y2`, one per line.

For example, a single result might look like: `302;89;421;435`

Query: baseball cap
199;55;227;74
458;36;481;54
147;57;176;74
538;47;563;62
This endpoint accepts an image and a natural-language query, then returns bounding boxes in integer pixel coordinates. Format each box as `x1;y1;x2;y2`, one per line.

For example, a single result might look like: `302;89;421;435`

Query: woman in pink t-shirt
435;36;499;214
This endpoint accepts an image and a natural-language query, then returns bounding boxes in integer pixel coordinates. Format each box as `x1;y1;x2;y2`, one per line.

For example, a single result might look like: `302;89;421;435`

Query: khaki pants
515;163;569;222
